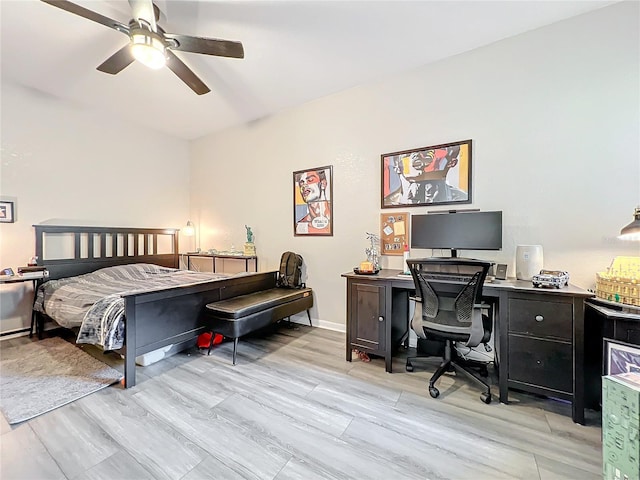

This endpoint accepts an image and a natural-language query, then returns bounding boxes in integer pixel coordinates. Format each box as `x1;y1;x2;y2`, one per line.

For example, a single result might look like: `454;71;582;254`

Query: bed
32;225;276;388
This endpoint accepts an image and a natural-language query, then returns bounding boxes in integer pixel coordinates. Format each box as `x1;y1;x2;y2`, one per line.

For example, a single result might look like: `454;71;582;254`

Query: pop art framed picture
293;165;333;236
381;139;472;208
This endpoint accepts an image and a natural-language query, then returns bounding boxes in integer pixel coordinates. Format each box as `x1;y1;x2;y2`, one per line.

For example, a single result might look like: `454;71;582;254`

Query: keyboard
423;272;473;283
398;272;492;284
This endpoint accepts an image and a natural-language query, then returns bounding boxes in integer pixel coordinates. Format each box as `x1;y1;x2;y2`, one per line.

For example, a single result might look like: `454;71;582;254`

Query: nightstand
0;270;49;338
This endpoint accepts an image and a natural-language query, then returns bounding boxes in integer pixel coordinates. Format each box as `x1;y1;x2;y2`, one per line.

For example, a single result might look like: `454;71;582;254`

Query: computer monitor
410;210;503;257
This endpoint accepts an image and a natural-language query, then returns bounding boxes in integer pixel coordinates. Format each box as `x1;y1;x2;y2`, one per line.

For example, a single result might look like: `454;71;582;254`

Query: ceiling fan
41;0;244;95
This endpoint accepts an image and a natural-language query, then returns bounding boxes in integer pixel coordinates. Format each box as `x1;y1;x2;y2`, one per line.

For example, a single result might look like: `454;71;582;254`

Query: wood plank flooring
0;325;602;479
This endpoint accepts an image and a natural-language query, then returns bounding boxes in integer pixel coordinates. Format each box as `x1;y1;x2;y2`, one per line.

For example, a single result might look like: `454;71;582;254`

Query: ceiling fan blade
41;0;129;34
164;34;244;59
128;0;156;31
166;50;210;95
97;45;135;74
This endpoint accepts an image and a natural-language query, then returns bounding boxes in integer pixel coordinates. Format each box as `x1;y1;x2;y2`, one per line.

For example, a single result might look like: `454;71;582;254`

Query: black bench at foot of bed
204;287;314;364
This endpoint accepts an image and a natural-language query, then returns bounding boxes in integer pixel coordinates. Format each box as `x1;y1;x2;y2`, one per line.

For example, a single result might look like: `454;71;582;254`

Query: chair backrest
407;258;491;346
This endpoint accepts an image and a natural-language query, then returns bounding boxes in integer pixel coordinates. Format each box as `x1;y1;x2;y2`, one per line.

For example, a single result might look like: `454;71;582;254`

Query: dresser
584;297;640;410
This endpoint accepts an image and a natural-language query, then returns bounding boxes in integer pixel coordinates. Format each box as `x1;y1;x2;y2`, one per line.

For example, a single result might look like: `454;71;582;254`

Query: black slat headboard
34;225;180;280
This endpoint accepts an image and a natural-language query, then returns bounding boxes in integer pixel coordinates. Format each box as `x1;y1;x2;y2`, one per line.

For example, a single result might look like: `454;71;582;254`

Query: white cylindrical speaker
515;245;544;281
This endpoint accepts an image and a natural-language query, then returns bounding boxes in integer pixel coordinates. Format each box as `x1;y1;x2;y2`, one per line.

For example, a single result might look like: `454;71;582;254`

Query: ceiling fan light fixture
41;0;244;94
131;31;166;69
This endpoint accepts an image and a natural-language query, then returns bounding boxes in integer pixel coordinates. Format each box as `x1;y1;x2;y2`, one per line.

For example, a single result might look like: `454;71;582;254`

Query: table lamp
183;221;195;237
183;220;199;253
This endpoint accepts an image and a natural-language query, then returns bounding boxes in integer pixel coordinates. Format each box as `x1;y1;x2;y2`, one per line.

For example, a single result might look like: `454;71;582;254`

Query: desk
184;253;258;274
342;269;593;424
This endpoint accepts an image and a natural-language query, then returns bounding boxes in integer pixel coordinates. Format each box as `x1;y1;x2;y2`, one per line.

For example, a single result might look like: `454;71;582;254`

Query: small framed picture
0;201;15;223
603;338;640;375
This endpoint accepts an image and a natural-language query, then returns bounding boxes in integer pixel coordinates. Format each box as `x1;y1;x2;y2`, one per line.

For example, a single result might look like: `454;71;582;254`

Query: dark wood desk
342;269;593;424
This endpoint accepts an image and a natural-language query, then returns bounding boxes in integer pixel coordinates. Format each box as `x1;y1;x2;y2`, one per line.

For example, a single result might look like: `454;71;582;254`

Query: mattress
34;263;230;350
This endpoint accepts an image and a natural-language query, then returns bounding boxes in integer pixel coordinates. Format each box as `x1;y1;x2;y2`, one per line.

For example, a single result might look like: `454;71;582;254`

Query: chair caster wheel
481;392;491;404
406;363;414;372
429;386;440;398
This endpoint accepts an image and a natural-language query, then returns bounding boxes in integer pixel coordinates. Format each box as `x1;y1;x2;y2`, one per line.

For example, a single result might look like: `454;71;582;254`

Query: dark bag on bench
277;251;303;288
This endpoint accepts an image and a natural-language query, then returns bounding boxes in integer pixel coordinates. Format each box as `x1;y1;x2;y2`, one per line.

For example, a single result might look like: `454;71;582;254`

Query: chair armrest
410;298;428;339
466;308;488;347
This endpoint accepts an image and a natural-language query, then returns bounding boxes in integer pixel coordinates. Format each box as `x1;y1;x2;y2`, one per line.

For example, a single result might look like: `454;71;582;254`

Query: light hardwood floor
0;325;602;480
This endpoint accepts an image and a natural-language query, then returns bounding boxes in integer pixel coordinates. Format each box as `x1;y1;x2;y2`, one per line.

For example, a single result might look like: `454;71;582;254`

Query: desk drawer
614;318;640;344
509;298;572;340
509;335;573;393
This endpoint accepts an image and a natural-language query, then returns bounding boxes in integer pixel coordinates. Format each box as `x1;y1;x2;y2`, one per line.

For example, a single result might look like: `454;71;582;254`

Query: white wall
0;83;191;334
191;2;640;329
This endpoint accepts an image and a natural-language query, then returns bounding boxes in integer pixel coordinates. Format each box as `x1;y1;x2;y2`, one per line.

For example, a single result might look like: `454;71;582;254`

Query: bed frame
34;225;276;387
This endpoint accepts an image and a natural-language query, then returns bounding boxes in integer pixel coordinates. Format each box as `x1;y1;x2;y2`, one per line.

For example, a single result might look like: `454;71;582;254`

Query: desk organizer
596;256;640;306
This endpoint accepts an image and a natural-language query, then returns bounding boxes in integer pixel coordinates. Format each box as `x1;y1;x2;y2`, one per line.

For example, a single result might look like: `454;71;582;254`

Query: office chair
406;258;493;404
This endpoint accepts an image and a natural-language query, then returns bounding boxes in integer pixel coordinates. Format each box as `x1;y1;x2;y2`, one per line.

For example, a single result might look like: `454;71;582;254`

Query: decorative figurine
365;232;381;271
244;225;256;256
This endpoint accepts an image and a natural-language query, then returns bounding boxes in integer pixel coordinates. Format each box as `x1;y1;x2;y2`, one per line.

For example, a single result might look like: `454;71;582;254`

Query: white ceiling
1;0;617;140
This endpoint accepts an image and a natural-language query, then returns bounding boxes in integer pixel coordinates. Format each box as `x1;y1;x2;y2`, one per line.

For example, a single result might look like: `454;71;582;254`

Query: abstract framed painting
381;139;472;208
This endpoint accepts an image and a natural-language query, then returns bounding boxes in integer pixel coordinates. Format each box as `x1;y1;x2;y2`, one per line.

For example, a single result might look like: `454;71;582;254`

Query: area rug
0;337;123;424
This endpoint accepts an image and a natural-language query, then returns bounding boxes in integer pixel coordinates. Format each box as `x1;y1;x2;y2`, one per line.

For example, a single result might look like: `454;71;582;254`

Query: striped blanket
34;263;230;350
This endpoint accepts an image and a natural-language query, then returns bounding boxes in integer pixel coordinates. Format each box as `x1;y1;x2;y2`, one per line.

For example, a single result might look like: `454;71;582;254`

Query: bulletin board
380;212;409;256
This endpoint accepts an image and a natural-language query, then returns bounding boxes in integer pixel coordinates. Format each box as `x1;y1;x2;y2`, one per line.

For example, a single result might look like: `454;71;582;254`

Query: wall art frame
603;337;640;376
0;201;15;223
381;139;472;208
293;165;333;236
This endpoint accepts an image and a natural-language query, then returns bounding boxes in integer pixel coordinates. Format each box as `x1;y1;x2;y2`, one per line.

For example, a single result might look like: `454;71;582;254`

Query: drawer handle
535;315;544;322
378;316;384;322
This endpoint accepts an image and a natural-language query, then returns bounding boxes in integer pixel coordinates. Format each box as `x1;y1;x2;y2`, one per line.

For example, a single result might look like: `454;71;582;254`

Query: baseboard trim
0;327;31;340
2;316;349;341
288;313;346;333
